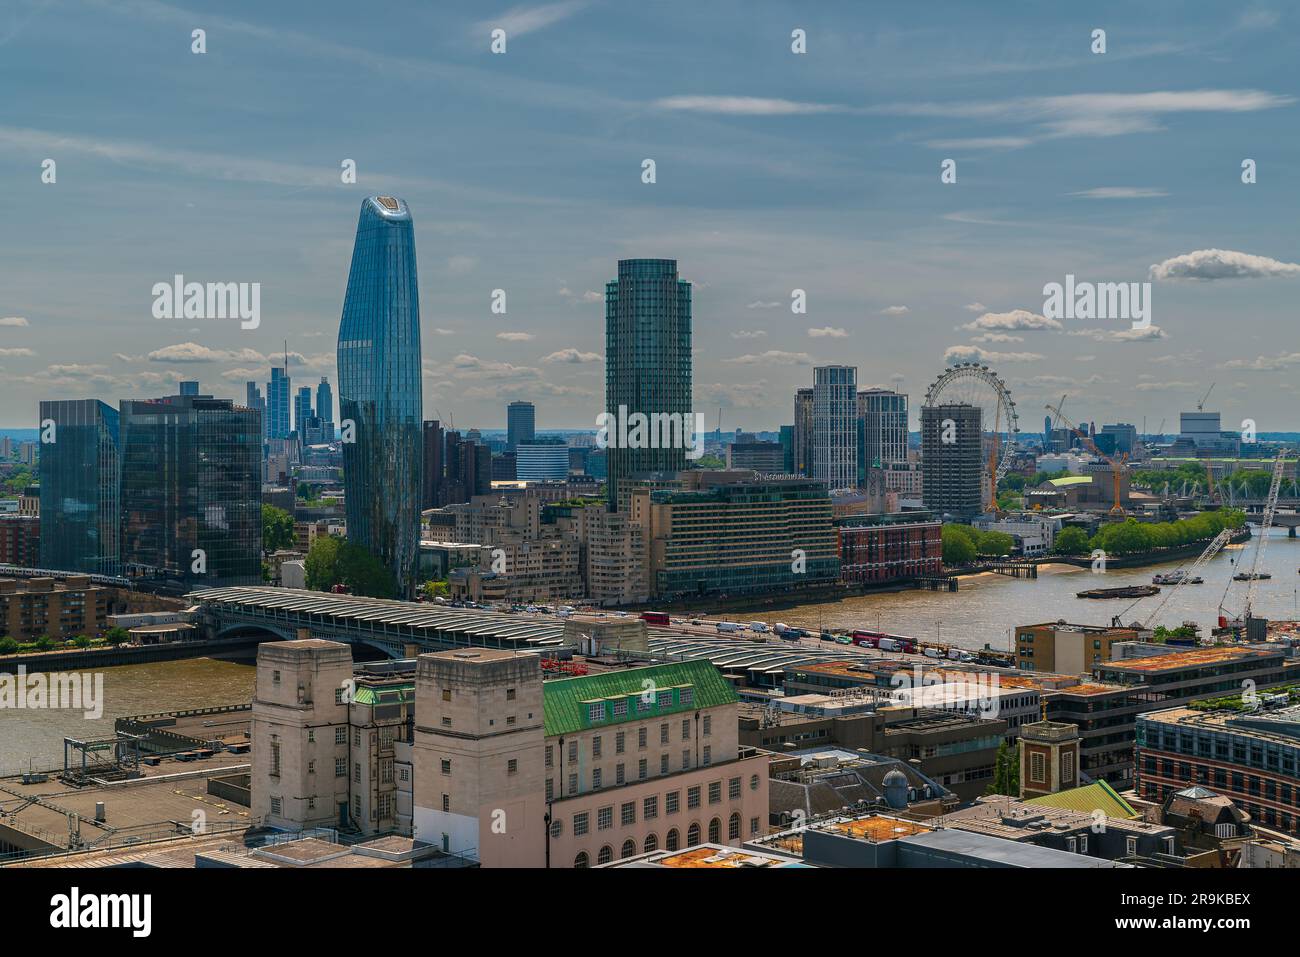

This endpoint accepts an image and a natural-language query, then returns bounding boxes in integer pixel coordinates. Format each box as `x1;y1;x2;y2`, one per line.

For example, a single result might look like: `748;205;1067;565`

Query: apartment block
1015;622;1143;673
0;575;108;642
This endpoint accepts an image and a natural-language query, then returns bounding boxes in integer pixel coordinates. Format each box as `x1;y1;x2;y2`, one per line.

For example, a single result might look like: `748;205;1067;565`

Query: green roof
1048;475;1093;487
542;660;736;736
1024;780;1138;819
352;683;414;706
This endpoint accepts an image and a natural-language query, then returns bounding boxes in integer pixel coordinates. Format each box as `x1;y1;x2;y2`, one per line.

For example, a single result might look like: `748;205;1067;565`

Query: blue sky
1;0;1297;433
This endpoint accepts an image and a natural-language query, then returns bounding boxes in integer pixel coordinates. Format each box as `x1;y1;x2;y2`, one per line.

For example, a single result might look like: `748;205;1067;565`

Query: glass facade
813;365;857;492
119;395;261;589
605;259;692;510
38;399;121;575
268;366;291;439
507;400;535;450
337;196;423;597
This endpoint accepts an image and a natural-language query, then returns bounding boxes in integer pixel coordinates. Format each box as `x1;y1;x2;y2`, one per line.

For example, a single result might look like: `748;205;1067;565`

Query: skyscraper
119;393;261;588
921;403;983;520
38;399;121;575
858;388;909;484
813;365;857;492
179;380;200;396
421;420;444;509
793;388;814;477
337;196;423;597
604;258;693;510
268;366;291;439
294;386;313;436
506;400;535;451
316;377;335;438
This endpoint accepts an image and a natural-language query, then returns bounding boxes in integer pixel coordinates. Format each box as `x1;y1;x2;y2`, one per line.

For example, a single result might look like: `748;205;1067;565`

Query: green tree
975;530;1014;557
262;504;295;553
986;739;1021;796
1053;526;1090;555
305;535;343;591
33;634;54;651
337;541;396;598
941;524;977;566
103;626;131;646
72;634;92;649
691;454;725;470
0;636;18;655
422;579;450;600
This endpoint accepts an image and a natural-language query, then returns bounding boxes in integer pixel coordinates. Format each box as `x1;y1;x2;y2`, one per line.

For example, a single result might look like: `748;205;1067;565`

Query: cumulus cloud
1222;353;1300;371
1068;326;1167;342
496;332;535;341
970;332;1024;343
0;347;35;357
541;348;602;364
725;350;813;366
963;302;987;312
144;343;269;364
807;326;848;338
0;316;29;327
880;305;909;316
1149;248;1300;281
961;309;1062;332
944;345;1045;363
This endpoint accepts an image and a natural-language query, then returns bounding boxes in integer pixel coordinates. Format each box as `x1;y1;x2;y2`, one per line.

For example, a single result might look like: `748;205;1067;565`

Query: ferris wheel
923;362;1020;484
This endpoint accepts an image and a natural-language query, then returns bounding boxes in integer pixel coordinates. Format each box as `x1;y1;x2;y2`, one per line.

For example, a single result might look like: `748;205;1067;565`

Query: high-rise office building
813;365;857;492
294;386;313;435
779;424;795;473
316;377;334;437
37;399;121;575
421;420;444;509
604;259;692;509
268;366;291;439
119;394;261;588
179;380;200;396
793;388;814;477
1100;423;1138;455
506;401;535;451
515;439;569;482
921;403;983;520
245;381;265;424
337;196;424;597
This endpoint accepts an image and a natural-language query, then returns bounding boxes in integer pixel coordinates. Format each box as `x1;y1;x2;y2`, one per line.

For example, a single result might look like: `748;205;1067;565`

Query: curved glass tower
337;196;423;597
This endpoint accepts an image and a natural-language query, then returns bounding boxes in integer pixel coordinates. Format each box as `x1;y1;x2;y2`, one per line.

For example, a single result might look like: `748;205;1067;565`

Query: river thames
5;529;1299;772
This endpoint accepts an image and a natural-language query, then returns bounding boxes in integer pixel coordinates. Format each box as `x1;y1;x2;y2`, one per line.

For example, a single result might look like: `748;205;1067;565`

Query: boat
1152;570;1203;585
1076;585;1160;599
1233;572;1271;581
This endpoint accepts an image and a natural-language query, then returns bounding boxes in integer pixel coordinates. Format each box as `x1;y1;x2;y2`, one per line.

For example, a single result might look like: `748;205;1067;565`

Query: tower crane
1220;450;1285;627
1112;526;1235;631
1044;401;1127;516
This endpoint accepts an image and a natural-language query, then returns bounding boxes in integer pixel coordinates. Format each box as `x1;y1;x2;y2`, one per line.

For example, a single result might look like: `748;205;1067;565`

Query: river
725;527;1300;653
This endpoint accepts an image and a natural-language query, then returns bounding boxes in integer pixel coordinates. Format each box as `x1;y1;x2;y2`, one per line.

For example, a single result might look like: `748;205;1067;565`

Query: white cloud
541;348;602;364
0;347;36;357
1068;326;1167;342
880;305;909;316
446;255;478;274
730;330;767;339
1149;248;1300;281
944;345;1044;363
0;316;29;327
1222;353;1300;371
745;300;781;310
963;302;987;313
971;333;1024;343
1068;187;1168;199
725;351;813;366
807;326;848;338
145;343;267;363
474;2;588;39
496;332;535;341
961;309;1062;332
433;328;455;336
654;95;844;115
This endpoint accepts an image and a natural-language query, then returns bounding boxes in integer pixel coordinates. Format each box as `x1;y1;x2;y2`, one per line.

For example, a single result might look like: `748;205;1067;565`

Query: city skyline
1;2;1298;431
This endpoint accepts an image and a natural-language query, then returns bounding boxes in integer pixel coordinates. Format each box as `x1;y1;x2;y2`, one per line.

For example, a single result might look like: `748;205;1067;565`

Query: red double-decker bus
640;611;671;626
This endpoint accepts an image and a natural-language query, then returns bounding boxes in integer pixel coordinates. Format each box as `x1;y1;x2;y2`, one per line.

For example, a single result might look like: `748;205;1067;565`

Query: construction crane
1112;526;1236;630
1220;450;1285;627
1196;382;1215;412
1045;401;1127;515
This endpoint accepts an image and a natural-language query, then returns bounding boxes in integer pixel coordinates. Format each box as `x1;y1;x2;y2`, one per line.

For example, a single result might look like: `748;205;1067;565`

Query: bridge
188;587;568;659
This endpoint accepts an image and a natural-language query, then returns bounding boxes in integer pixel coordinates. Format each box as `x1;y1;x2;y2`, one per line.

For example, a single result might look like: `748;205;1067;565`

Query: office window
335;758;346;777
442;689;451;701
1030;752;1045;783
569;740;578;763
729;813;740;842
660;723;669;744
616;732;626;754
750;817;760;836
729;777;741;800
708;781;722;804
507;758;518;775
593;735;602;758
688;786;701;809
335;727;347;745
666;791;680;815
644;796;659;820
598;806;613;830
441;759;452;775
573;812;589;836
638;727;648;749
588;703;603;723
657;691;672;709
702;715;711;736
681;688;694;706
442;793;450;812
682;719;690;741
639;758;648;780
613;700;628;718
621;802;636;826
682;749;691;769
507;688;516;701
616;763;625;786
703;746;712;767
660;754;669;775
568;773;578;794
270;797;281;816
545;745;554;768
335;688;345;705
546;778;554;801
593;768;602;790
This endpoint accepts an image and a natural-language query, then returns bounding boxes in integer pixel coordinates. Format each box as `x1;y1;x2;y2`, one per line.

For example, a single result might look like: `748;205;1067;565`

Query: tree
975;530;1014;557
1053;526;1090;555
421;579;450;600
72;634;92;649
0;636;18;655
986;739;1021;796
691;454;725;470
33;634;54;651
305;535;343;591
104;626;131;646
941;524;977;566
337;541;396;598
262;504;295;553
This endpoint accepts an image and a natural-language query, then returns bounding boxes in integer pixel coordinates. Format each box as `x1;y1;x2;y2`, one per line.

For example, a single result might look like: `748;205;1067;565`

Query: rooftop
1100;646;1276;674
541;659;736;737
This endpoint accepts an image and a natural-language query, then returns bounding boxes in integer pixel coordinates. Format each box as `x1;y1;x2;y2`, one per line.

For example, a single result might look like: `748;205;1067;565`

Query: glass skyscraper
268;366;291;439
813;365;858;492
316;377;334;434
337;196;423;597
38;399;121;575
604;258;692;510
119;394;261;589
506;400;535;451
